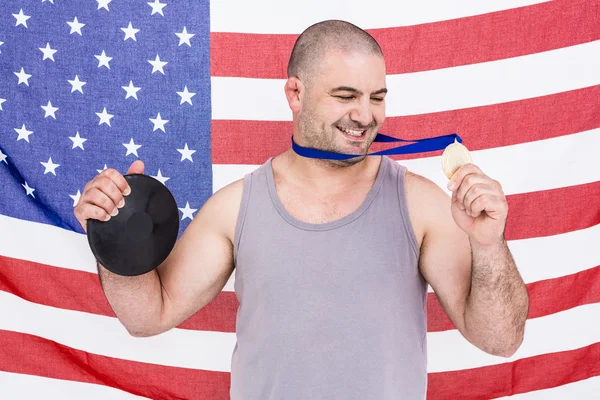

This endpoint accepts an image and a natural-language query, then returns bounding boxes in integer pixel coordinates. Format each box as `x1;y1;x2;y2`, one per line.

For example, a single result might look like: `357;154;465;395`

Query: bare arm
75;160;242;337
406;167;529;357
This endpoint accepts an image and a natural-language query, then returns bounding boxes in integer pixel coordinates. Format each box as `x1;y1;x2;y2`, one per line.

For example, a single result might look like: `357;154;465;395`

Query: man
74;20;529;399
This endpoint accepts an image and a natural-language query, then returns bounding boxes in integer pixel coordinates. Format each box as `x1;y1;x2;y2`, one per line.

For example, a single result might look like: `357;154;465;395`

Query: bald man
74;20;529;400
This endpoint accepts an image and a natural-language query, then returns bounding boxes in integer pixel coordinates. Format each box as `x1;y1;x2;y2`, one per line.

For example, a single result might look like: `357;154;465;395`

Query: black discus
86;174;179;276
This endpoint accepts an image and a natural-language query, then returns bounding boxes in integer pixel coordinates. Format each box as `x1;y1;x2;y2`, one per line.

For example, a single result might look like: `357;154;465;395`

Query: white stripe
0;371;149;400
494;375;600;399
210;0;548;33
0;291;236;372
211;41;600;120
1;130;598;294
212;128;600;196
0;214;97;273
3;289;599;375
427;302;600;373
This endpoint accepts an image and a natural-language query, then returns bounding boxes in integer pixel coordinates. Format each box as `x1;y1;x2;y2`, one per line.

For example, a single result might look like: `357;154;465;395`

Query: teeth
339;127;364;136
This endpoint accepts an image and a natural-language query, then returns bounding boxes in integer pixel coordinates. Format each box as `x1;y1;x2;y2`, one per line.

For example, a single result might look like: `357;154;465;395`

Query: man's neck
276;148;380;192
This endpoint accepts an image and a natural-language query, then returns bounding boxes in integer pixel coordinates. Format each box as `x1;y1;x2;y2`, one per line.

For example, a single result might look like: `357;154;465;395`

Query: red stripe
211;85;600;165
0;330;230;400
0;255;237;333
210;0;599;78
505;181;600;241
2;207;599;335
428;263;600;332
428;341;600;399
1;329;599;400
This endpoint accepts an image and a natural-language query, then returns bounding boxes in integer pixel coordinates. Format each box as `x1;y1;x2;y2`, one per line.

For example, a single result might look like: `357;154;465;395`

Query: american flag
0;0;598;398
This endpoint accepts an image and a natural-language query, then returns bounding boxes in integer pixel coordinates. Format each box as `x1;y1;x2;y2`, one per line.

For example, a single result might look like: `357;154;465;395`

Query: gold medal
441;139;472;179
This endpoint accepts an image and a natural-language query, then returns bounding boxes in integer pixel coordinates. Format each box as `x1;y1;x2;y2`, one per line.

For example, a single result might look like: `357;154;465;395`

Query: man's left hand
447;164;508;247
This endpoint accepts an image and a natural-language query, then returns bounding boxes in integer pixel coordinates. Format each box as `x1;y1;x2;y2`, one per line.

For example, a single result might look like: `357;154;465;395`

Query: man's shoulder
402;168;452;246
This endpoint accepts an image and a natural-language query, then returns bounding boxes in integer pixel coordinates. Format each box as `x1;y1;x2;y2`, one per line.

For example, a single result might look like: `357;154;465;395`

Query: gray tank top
231;155;428;400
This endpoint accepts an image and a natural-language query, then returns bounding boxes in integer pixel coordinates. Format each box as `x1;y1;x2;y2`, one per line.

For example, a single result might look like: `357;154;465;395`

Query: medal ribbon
292;132;462;160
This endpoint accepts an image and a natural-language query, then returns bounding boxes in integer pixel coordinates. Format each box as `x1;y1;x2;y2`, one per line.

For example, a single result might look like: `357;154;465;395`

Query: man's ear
284;76;304;113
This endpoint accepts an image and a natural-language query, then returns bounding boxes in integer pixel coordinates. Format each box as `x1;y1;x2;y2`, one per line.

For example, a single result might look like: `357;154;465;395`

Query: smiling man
75;19;529;400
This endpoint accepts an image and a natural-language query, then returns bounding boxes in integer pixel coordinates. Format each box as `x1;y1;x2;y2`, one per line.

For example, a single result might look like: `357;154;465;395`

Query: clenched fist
74;160;144;232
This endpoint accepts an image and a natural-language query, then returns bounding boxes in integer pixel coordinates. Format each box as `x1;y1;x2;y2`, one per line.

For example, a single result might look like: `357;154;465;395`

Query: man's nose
349;99;373;127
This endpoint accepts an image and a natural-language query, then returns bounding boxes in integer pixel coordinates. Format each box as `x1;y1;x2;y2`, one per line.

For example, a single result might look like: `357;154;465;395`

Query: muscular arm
406;170;529;357
98;179;243;337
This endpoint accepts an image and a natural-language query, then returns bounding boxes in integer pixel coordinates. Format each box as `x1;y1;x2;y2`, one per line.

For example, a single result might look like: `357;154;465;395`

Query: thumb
126;159;144;175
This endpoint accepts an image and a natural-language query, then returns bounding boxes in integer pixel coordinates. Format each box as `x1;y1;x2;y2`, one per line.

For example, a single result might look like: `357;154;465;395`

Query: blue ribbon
291;132;462;160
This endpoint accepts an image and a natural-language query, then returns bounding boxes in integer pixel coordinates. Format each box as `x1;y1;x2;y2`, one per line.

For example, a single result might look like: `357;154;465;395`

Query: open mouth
336;126;367;140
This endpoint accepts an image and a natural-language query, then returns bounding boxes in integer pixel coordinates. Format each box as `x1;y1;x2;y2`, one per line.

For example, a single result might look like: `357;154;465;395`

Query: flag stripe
211;85;600;164
209;0;549;33
3;254;599;335
211;0;599;78
212;128;600;200
210;41;600;121
427;263;600;332
2;288;600;386
0;371;149;400
0;291;236;372
427;302;600;373
1;218;598;327
493;375;600;400
428;341;600;399
3;268;600;374
0;330;230;400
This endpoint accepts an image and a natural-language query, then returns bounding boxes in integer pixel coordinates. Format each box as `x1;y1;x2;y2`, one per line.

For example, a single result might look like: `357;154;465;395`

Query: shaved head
287;20;383;86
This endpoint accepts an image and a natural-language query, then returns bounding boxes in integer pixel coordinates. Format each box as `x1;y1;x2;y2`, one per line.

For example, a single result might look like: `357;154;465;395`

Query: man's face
298;50;387;166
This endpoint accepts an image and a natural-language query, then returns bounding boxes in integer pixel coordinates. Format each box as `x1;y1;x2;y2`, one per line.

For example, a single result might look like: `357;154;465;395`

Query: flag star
39;43;57;61
97;0;112;11
123;138;141;157
0;149;7;164
177;143;196;162
42;0;55;3
97;164;108;174
148;55;167;74
149;112;169;132
41;101;59;119
95;50;112;69
0;42;3;53
151;169;170;185
67;17;85;36
121;22;140;41
175;27;195;47
69;131;87;150
15;124;33;142
22;181;35;198
122;81;141;100
14;67;32;86
70;190;82;207
178;202;197;221
68;75;86;93
0;98;6;111
177;86;196;105
13;9;31;28
96;107;114;126
148;0;167;16
41;157;60;175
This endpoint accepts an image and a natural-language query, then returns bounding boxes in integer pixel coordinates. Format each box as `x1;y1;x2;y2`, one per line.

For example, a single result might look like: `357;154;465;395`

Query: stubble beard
298;108;374;168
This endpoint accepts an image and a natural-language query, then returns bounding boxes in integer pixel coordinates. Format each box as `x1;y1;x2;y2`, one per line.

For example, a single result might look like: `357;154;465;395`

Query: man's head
285;20;387;166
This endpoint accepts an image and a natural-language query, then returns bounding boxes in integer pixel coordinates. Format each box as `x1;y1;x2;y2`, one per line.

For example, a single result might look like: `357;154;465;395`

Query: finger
92;175;126;211
126;160;144;176
455;173;489;210
447;163;482;191
462;183;495;216
75;201;112;225
101;168;131;197
82;186;120;217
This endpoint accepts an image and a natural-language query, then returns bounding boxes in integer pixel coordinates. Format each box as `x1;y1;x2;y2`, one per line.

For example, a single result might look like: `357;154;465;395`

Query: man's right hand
74;160;145;232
